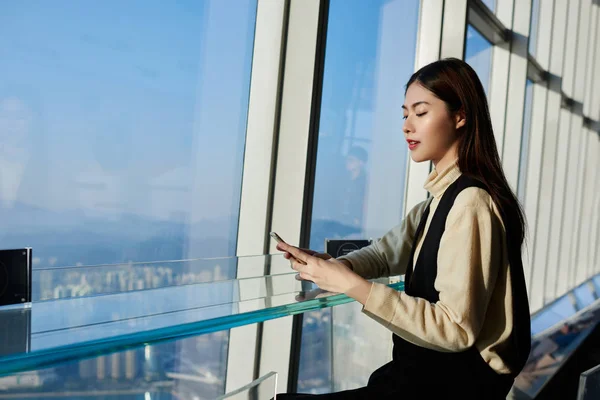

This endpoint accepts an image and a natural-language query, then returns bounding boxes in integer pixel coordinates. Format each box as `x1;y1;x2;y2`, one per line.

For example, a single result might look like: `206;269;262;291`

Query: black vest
370;175;530;392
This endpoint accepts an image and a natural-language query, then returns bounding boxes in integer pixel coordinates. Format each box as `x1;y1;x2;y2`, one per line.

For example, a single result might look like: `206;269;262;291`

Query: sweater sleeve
361;188;504;352
336;200;429;279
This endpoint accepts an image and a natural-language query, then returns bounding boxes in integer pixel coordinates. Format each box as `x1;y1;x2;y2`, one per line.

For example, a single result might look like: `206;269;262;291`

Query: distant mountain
0;202;237;268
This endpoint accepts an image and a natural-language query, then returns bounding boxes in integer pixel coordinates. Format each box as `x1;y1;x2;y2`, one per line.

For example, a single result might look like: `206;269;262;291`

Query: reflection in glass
531;296;578;336
513;275;600;398
518;79;534;202
465;25;493;97
574;284;596;310
515;294;600;397
298;0;420;393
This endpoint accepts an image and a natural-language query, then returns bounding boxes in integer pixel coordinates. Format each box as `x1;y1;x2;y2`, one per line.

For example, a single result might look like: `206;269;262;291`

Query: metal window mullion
533;0;570;308
488;0;514;156
590;4;600;121
404;0;445;215
257;0;325;394
501;0;532;192
561;117;584;290
586;135;597;274
554;0;585;298
590;136;600;274
582;130;598;278
524;82;548;299
583;6;599;118
574;128;594;284
560;115;584;289
560;0;581;99
228;0;290;393
441;0;468;59
571;125;592;286
592;137;600;273
525;0;554;306
532;0;554;72
467;0;511;44
547;109;573;300
573;0;592;103
527;54;547;83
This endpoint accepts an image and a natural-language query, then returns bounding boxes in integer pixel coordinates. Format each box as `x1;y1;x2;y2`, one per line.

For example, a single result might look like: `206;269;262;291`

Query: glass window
465;25;493;96
0;1;257;268
529;0;541;57
482;0;496;12
0;2;256;396
517;80;534;202
297;0;420;393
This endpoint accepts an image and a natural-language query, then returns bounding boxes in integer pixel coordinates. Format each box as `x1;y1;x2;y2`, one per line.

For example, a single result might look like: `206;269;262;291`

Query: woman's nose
403;117;413;135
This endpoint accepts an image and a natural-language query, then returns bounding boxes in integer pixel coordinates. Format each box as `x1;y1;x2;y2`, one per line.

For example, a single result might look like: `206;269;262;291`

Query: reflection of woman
277;59;531;399
340;146;368;228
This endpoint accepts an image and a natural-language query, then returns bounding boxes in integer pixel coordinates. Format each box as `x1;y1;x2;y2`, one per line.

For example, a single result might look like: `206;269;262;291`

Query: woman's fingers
279;243;312;265
285;252;327;262
277;243;318;256
295;273;313;282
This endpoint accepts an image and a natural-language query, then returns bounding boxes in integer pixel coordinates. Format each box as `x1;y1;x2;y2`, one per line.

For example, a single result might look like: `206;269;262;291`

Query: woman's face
402;83;464;169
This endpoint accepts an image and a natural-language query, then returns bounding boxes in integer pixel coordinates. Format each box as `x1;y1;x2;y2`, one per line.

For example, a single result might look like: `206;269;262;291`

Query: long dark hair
405;58;526;248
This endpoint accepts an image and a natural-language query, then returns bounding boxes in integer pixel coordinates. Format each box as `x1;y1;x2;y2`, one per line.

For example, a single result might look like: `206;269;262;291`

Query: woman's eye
416;112;427;117
402;115;408;120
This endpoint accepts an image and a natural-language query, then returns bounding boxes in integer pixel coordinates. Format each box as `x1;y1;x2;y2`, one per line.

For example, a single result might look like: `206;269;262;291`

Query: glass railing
0;323;275;399
31;255;268;301
8;250;599;399
0;254;403;379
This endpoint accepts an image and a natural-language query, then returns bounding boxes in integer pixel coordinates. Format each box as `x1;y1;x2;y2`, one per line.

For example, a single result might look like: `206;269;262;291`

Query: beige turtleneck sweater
338;160;517;374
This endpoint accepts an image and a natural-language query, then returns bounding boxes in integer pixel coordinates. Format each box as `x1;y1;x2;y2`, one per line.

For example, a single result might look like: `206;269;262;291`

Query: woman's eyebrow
401;101;431;110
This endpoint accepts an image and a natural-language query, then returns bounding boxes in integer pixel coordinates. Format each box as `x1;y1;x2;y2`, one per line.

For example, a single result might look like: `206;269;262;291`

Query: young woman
276;58;531;399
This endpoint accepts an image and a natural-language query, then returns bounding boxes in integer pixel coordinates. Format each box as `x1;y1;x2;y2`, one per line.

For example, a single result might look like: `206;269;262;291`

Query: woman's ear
455;110;466;130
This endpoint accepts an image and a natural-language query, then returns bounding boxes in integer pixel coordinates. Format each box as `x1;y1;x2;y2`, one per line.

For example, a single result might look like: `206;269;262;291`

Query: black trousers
276;357;514;400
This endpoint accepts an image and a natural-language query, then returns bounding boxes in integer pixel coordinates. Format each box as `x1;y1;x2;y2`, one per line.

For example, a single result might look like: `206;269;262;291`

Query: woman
276;58;531;399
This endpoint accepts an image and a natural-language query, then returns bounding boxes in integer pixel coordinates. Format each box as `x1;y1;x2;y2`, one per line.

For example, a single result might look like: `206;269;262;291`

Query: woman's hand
277;244;331;262
276;242;372;301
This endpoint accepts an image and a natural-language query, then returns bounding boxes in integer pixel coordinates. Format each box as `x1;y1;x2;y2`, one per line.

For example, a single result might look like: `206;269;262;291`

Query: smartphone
269;231;286;245
270;231;306;265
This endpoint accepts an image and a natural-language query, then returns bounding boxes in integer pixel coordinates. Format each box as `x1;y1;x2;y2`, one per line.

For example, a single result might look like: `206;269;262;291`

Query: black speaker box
0;248;32;307
325;239;373;258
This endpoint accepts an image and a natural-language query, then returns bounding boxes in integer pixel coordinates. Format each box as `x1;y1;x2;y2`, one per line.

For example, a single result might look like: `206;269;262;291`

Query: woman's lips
407;140;420;150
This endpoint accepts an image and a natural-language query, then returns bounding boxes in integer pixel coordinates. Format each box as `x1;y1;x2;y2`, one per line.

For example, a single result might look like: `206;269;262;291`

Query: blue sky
0;1;257;265
465;25;493;95
0;0;255;222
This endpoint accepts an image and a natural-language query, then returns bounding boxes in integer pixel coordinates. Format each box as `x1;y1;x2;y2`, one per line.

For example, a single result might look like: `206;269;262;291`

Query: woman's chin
410;152;428;163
